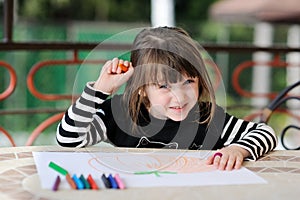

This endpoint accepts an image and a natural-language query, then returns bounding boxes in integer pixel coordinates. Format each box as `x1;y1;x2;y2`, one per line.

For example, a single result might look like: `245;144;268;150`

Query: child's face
145;75;199;121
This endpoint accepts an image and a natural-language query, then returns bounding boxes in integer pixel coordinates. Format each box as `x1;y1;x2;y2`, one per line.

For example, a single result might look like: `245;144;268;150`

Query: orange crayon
118;63;128;73
66;174;77;189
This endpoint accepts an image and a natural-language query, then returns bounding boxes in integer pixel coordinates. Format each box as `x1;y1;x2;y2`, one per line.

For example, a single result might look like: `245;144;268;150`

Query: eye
184;79;195;85
158;84;169;89
157;82;169;89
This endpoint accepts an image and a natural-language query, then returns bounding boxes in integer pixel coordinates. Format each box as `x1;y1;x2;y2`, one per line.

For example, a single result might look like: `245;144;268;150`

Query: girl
57;27;277;170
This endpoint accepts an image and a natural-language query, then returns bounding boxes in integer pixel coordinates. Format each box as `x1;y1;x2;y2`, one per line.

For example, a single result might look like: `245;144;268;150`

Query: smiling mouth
172;106;182;109
170;104;186;110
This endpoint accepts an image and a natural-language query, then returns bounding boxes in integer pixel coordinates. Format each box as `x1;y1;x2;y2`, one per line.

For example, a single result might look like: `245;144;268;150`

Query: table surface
0;146;300;200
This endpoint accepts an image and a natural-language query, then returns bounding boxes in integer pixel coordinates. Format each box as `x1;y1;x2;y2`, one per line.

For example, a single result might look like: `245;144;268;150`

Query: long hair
122;27;216;133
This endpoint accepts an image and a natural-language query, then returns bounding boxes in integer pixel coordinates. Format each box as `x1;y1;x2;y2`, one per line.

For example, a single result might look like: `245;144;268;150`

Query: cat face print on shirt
136;136;178;149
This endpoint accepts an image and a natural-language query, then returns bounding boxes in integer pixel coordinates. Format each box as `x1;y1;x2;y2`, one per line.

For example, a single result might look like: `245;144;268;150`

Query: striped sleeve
56;82;110;148
221;115;278;160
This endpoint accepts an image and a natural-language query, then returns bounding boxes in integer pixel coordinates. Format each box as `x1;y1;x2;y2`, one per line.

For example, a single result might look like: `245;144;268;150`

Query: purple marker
52;175;61;191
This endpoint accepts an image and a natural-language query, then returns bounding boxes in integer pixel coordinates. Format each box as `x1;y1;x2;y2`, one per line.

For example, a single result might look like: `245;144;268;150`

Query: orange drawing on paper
88;153;215;174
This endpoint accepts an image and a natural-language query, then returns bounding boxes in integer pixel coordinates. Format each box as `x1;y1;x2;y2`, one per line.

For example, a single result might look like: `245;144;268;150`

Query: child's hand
206;146;250;171
93;58;134;94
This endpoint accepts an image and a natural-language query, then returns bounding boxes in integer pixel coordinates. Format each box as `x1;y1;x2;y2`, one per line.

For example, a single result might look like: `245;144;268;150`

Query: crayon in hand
118;63;129;73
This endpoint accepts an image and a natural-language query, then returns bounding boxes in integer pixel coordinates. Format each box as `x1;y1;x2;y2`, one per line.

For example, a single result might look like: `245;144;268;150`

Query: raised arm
56;83;110;147
56;58;134;147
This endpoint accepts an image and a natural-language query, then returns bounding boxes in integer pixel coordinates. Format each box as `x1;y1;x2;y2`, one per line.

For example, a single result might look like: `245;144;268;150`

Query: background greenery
0;0;292;146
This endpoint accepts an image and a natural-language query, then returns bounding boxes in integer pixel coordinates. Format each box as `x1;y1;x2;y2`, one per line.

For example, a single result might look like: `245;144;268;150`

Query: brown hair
122;27;216;132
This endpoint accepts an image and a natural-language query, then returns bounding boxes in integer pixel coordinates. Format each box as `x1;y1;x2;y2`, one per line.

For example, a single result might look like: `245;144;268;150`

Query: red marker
87;174;99;190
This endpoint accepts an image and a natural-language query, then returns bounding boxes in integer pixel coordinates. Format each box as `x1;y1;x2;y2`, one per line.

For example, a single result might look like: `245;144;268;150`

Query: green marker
49;161;68;176
79;174;90;189
134;171;177;177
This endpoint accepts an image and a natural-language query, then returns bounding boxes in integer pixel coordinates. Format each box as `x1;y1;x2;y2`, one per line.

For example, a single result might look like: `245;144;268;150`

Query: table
0;146;300;200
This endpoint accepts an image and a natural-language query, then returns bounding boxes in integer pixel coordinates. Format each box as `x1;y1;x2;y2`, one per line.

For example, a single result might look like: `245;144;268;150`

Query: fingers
205;155;214;165
234;156;243;169
206;151;244;171
110;58;131;74
102;60;113;73
95;58;133;93
213;153;225;170
111;58;119;73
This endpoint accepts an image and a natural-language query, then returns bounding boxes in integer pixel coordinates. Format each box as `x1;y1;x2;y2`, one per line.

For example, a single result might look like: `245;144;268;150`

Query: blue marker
72;174;84;190
108;174;118;189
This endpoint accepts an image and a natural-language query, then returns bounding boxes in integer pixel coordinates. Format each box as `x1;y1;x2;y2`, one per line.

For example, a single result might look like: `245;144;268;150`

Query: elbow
259;123;278;151
56;123;83;148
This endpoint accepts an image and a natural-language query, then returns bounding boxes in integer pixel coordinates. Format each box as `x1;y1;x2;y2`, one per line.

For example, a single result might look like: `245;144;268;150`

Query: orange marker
66;174;77;189
118;63;128;73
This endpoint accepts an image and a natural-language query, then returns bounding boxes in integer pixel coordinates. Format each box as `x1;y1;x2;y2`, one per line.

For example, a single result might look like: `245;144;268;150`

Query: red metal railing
232;54;300;122
25;50;107;145
0;61;17;146
232;54;292;99
0;61;17;100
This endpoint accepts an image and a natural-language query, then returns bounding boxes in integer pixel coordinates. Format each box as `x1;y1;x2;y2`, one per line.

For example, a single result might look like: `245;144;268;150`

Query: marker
66;174;77;189
114;173;125;189
52;175;61;191
101;174;112;188
79;174;90;189
72;174;84;190
108;174;118;189
118;63;128;73
48;161;68;176
87;174;99;190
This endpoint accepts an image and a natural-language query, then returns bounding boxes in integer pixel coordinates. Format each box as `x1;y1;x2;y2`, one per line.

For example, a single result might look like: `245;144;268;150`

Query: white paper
33;151;267;189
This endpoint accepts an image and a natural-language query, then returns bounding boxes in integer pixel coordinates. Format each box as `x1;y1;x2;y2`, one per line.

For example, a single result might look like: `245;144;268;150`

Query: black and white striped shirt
57;82;277;160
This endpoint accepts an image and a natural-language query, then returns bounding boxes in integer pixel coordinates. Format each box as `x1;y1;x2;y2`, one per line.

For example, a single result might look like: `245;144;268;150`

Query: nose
171;88;186;104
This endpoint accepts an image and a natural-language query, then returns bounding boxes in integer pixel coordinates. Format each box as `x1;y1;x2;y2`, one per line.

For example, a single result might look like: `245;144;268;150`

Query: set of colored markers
48;161;126;191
